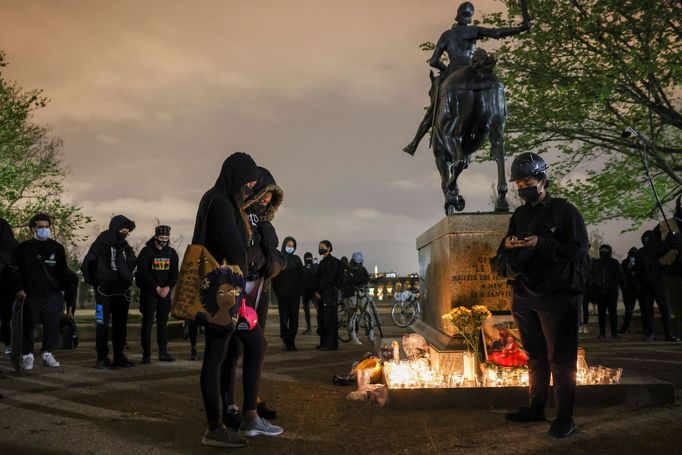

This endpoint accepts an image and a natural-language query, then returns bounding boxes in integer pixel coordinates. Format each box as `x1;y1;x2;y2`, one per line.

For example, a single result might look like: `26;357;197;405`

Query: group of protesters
582;199;682;342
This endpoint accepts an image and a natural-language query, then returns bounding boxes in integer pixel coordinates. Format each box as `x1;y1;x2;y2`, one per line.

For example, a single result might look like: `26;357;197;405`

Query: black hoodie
80;215;137;293
587;245;625;297
135;237;179;294
272;236;304;299
192;152;259;274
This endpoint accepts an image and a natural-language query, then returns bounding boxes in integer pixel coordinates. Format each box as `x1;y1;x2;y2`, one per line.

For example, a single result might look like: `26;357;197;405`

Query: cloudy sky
0;0;646;273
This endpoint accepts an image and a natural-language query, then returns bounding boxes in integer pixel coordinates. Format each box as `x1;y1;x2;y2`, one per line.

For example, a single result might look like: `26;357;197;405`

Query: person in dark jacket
588;245;625;339
501;153;589;438
15;214;69;370
81;214;137;369
654;195;681;337
192;153;273;448
273;236;304;351
635;230;679;342
0;217;18;355
314;240;343;351
301;252;317;335
344;251;371;344
619;247;641;334
222;166;285;435
135;225;179;363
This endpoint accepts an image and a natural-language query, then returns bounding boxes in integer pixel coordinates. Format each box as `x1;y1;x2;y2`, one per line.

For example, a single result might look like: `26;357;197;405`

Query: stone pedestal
413;213;512;351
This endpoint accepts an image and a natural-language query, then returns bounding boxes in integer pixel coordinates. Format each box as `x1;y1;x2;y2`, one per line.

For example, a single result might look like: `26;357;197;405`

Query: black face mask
304;259;313;266
156;239;169;248
319;248;329;256
116;231;128;242
599;250;610;259
518;184;542;203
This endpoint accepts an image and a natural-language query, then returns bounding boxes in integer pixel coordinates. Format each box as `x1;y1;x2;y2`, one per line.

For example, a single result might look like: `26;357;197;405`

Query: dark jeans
302;295;312;330
22;292;64;355
596;291;618;336
277;294;300;346
140;292;171;355
200;325;234;430
318;289;338;349
620;288;639;332
662;274;682;337
639;284;674;337
95;291;130;360
187;321;198;349
581;296;590;325
512;291;579;420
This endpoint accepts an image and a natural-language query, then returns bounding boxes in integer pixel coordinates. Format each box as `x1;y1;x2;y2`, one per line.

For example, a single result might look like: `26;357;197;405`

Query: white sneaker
351;339;362;345
42;351;60;368
583;327;589;334
578;326;584;334
3;344;11;355
21;353;34;371
240;416;283;437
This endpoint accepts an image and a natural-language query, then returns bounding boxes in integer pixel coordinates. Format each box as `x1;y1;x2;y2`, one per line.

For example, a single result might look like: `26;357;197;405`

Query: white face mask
285;246;295;254
35;227;51;241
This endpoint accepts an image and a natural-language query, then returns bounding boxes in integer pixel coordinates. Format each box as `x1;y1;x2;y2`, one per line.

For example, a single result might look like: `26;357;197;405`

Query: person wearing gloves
135;225;179;363
273;236;304;351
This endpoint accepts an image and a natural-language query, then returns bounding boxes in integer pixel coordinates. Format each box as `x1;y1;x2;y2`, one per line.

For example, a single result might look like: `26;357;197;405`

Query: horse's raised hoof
402;144;416;156
455;196;466;212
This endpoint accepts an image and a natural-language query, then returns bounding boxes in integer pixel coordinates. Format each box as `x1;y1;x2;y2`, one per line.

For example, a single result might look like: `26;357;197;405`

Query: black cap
509;152;548;182
155;225;171;236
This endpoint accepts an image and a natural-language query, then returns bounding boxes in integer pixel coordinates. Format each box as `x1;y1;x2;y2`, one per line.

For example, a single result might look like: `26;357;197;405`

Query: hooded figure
272;236;304;350
587;244;625;339
619;246;643;334
80;214;137;370
654;194;682;339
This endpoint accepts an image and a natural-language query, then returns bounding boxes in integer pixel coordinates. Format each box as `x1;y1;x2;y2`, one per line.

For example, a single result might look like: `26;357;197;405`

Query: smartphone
517;232;533;241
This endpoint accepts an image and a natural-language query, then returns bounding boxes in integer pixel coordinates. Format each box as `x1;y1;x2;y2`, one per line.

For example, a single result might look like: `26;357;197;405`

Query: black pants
95;291;130;360
200;324;234;429
596;291;618;336
0;291;12;346
302;295;312;330
639;284;673;337
581;294;591;324
512;291;579;420
620;288;639;332
318;289;338;349
140;292;171;355
277;294;300;346
188;321;198;349
22;292;64;355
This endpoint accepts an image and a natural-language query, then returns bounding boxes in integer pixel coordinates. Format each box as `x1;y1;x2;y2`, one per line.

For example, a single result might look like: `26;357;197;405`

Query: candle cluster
383;360;468;389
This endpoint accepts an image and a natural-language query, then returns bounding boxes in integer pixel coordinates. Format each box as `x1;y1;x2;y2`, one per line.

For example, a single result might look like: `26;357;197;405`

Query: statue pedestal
413;212;512;351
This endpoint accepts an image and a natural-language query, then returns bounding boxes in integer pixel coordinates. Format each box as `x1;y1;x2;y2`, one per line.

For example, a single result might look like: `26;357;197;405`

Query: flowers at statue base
442;305;491;353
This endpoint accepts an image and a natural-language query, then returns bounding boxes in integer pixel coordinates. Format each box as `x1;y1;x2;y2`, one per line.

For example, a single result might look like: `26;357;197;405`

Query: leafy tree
0;51;91;255
422;0;681;227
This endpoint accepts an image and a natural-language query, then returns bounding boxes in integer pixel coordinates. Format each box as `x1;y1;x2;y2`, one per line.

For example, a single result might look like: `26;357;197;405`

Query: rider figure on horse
403;1;531;156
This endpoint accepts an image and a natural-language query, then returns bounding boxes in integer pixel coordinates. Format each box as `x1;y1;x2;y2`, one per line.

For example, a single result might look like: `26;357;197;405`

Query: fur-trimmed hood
242;166;283;222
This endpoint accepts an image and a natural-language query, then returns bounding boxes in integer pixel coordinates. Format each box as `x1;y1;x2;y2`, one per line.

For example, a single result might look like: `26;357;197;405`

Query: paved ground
1;307;682;454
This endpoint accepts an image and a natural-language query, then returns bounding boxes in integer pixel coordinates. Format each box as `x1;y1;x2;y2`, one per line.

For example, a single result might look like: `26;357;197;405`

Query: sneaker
583;327;589;334
41;352;60;368
21;353;34;371
665;335;680;342
351;338;362;345
113;356;134;368
549;417;576;438
96;357;114;370
201;425;248;448
158;353;176;362
3;344;11;355
578;326;584;334
505;406;546;422
223;405;242;432
256;401;277;420
302;328;312;335
190;348;198;361
240;415;284;437
643;334;655;342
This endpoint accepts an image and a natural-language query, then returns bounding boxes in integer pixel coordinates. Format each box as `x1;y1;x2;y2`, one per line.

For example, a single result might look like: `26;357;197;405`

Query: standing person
222;167;285;436
500;153;589;438
346;251;371;344
135;225;179;363
635;230;679;342
314;240;343;351
14;214;69;370
619;247;642;334
301;252;317;335
654;195;681;337
191;152;260;448
0;217;18;355
81;215;137;370
588;245;625;339
273;236;304;351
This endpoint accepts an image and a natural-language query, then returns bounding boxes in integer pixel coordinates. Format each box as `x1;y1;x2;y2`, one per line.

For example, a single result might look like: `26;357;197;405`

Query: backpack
551;198;590;295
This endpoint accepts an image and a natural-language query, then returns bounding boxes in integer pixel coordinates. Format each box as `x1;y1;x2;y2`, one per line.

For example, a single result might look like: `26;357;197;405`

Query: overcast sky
0;0;648;273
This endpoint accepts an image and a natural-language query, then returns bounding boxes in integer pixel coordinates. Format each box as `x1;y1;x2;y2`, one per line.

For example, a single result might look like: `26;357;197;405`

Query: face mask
518;183;542;203
156;239;169;248
285;246;295;254
35;227;51;241
319;248;329;256
599;250;610;259
304;259;312;266
117;231;128;241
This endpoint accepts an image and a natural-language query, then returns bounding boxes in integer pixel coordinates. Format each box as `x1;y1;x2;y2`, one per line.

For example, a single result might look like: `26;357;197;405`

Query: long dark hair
201;266;244;316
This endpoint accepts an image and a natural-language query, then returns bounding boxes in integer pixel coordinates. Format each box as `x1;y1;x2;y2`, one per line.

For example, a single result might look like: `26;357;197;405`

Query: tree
0;51;91;254
423;0;681;227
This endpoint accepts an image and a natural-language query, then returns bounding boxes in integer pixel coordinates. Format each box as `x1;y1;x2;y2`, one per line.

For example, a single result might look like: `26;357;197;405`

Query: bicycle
338;286;383;343
391;288;421;328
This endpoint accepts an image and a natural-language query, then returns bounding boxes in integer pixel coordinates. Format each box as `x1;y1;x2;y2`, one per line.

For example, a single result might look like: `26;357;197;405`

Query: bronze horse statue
432;49;509;214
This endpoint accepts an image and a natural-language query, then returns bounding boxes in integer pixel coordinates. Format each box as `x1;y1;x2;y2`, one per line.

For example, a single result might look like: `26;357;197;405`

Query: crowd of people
0;151;373;448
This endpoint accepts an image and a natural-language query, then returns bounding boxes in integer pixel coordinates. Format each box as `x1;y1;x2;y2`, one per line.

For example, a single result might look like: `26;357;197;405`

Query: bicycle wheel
392;301;417;327
369;302;384;339
337;305;352;343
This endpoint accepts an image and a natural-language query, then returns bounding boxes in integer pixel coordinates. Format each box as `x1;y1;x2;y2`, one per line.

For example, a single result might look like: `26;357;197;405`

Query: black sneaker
302;328;312;335
114;356;134;368
158;353;176;362
549;417;576;438
142;353;151;364
223;407;242;432
643;334;655;341
190;348;198;360
95;357;114;370
505;406;546;422
256;401;277;420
